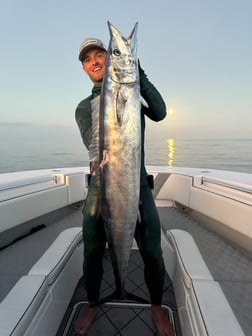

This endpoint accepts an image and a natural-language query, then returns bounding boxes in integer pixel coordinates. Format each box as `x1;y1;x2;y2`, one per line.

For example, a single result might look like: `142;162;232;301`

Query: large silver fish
99;22;141;300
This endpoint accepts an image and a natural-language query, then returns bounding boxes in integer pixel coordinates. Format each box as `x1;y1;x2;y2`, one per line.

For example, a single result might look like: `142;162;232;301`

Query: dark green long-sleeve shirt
75;68;166;181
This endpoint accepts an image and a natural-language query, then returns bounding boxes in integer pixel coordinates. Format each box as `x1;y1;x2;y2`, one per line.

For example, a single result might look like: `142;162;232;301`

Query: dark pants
82;182;165;305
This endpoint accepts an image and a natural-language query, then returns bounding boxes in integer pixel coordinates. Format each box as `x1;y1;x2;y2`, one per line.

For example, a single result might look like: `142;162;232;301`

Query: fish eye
113;48;121;56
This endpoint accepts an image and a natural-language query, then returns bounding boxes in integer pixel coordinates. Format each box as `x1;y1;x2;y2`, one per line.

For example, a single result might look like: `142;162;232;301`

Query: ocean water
0;124;252;174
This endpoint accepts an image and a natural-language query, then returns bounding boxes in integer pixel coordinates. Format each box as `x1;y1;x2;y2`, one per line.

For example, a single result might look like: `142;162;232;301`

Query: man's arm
75;98;92;149
139;64;167;122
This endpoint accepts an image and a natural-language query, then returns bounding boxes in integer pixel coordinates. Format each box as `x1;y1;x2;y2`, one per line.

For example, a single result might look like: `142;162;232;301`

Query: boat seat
0;275;47;336
166;229;245;336
0;227;83;336
192;279;245;336
29;227;82;284
166;228;213;288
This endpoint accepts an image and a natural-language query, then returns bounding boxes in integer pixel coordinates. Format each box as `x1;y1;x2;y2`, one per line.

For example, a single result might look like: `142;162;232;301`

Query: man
74;37;174;336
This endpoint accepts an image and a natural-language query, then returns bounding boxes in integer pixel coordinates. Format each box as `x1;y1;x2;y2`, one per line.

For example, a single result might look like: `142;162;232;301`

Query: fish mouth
111;76;137;84
110;63;137;83
114;67;135;75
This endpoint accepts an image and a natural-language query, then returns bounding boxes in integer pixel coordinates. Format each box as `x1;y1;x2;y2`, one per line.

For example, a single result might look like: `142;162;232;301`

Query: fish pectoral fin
141;95;149;108
116;90;127;126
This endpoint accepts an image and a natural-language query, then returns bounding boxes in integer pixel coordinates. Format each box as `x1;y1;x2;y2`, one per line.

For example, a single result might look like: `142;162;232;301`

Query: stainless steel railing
0;176;58;192
201;177;252;195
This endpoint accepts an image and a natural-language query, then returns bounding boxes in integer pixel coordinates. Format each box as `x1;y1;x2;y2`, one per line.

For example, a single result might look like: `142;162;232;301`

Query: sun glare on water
167;138;174;168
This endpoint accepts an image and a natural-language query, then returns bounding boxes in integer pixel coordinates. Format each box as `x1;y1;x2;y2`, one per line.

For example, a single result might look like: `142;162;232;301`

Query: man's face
82;48;107;83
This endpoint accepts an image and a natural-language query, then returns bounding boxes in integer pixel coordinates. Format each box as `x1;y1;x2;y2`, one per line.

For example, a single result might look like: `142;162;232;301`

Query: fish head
107;22;138;84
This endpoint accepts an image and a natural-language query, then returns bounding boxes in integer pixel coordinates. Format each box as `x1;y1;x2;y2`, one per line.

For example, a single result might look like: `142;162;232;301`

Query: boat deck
56;249;181;335
0;202;252;335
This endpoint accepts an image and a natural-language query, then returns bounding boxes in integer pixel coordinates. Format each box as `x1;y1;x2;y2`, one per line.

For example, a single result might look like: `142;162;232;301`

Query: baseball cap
78;38;106;62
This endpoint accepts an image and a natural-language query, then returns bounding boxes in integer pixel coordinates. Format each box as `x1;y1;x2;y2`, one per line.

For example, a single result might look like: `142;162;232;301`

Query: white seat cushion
29;227;82;284
166;229;213;288
0;275;47;336
193;280;245;336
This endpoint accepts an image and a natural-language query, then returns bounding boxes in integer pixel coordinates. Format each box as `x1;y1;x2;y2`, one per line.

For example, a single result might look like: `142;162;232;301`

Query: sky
0;0;251;139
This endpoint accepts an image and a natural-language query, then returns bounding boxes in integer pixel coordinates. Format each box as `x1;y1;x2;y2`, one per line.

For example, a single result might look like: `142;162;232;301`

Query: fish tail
90;290;148;307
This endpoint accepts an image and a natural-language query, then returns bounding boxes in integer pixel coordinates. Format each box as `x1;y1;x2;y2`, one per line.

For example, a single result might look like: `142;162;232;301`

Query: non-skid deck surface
57;249;181;336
